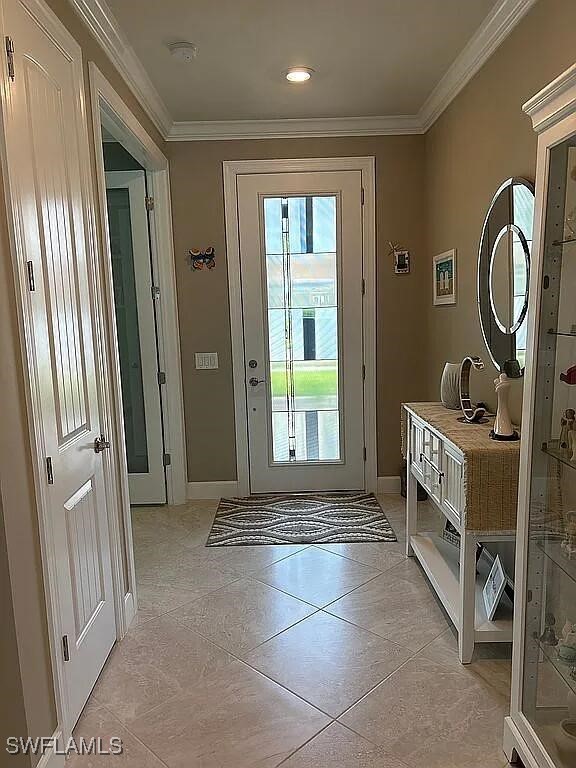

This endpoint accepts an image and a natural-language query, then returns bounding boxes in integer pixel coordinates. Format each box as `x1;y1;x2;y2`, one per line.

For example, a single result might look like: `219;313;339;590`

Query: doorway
224;158;377;495
104;162;166;505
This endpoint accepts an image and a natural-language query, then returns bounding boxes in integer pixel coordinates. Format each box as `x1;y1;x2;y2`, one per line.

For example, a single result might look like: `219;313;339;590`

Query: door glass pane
263;195;341;463
106;187;149;474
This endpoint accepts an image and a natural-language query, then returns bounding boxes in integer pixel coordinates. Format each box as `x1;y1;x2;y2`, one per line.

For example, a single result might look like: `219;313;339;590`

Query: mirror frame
477;177;534;377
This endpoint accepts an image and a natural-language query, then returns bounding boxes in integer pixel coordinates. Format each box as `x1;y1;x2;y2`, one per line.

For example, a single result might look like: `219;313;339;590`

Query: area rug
205;492;398;546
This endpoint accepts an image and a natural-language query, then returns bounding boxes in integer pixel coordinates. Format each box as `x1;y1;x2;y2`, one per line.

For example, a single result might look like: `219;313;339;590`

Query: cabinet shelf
538;640;576;697
542;440;576;471
547;328;576;337
552;236;576;246
535;536;576;583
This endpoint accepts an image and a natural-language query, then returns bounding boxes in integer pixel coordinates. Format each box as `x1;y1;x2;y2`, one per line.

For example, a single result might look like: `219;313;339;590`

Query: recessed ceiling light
285;67;313;83
168;42;199;63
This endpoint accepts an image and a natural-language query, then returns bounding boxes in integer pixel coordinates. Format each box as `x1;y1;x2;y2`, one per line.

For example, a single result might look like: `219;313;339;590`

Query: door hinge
361;187;365;206
163;453;171;467
145;196;154;211
5;37;14;82
361;278;366;295
157;371;166;385
26;260;35;291
363;447;367;462
46;457;54;485
62;634;70;662
362;364;366;381
151;285;160;301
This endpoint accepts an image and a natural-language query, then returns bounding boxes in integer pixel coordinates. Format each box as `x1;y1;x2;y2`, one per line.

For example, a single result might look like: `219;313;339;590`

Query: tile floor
70;495;514;768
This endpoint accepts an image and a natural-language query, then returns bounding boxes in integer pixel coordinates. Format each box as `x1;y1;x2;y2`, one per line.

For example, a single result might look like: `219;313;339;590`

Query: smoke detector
168;42;198;63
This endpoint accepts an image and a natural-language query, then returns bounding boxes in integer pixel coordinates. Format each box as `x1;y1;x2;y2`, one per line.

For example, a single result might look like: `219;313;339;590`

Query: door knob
249;377;266;387
94;434;111;453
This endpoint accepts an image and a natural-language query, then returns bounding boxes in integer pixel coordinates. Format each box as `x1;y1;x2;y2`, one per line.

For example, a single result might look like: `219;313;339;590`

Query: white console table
403;402;520;663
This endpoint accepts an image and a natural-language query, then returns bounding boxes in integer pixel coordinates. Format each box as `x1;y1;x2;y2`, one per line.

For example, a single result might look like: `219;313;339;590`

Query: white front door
2;0;116;726
237;171;365;493
105;171;166;504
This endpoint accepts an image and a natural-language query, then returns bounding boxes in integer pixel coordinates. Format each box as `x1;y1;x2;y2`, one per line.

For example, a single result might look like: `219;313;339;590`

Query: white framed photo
482;554;507;621
433;249;456;305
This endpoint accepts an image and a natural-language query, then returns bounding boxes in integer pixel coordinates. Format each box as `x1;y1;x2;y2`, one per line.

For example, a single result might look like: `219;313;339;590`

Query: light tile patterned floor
70;495;513;768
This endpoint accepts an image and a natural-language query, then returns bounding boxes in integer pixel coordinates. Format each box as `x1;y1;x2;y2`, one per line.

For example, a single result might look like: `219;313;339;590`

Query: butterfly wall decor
187;247;216;270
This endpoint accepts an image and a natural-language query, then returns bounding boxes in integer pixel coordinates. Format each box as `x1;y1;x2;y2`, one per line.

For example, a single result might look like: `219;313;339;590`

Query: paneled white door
237;171;365;492
2;0;116;726
105;171;166;504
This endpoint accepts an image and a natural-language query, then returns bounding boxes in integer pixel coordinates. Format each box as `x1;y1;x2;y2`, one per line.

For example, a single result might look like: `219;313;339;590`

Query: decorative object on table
187;246;216;270
570;432;576;464
490;373;519;441
392;246;410;274
440;362;461;410
560;364;576;385
559;408;576;449
433;249;456;305
540;613;559;646
482;554;507;621
561;511;576;560
477;178;534;378
558;621;576;662
554;719;576;764
459;356;486;423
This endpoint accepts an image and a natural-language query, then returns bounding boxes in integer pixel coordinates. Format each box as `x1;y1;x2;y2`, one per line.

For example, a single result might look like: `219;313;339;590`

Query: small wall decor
388;242;410;274
433;249;456;305
187;247;216;270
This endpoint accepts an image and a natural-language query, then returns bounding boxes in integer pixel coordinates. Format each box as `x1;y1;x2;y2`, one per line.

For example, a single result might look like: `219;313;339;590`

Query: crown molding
419;0;538;131
167;115;423;141
69;0;535;141
68;0;172;137
523;62;576;133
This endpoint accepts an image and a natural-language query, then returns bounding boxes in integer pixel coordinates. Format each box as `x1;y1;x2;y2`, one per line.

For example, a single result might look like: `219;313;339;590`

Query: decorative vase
554;719;576;763
440;362;461;410
490;373;519;441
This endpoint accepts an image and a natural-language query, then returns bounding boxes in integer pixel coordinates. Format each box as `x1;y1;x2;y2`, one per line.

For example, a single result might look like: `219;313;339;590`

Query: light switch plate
195;352;219;370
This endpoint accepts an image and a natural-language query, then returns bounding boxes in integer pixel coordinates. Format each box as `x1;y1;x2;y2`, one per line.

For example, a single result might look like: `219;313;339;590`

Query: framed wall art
433;249;456;305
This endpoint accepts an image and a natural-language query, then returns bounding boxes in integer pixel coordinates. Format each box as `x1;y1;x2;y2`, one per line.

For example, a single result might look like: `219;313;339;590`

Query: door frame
89;64;187;514
223;157;377;496
0;0;126;743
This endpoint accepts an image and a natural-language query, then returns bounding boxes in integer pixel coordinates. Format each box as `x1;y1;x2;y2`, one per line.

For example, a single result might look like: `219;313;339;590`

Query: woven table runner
402;402;520;532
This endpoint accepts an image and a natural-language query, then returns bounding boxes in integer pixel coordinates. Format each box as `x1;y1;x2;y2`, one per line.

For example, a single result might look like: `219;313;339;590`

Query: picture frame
482;554;507;621
433;249;457;305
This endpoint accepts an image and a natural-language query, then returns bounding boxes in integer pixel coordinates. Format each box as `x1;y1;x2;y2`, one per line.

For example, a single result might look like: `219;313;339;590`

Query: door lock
248;359;258;369
94;434;111;453
248;377;266;387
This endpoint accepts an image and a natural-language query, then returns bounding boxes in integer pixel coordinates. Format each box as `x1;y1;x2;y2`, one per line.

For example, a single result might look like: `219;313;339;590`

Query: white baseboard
36;731;65;768
187;481;239;500
377;476;401;494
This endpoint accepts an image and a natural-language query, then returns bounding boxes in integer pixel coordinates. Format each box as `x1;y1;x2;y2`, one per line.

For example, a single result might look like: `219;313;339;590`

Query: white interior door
237;170;365;493
105;171;166;505
2;0;116;726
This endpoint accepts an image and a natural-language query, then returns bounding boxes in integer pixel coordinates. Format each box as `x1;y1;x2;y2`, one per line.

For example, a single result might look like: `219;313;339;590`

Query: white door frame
89;64;187;515
0;0;126;744
223;157;377;496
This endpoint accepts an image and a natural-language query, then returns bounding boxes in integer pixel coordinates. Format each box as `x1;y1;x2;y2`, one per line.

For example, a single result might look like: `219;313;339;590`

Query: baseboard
35;731;65;768
187;481;239;500
377;476;401;494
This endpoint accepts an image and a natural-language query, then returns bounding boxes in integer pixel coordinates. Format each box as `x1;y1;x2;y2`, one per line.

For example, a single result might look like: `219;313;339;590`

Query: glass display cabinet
505;64;576;768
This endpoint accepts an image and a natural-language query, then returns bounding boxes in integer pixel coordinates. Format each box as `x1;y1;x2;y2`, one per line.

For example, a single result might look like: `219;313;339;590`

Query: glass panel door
263;196;341;463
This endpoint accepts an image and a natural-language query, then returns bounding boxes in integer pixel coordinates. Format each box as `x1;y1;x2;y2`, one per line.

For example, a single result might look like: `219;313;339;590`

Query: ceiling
105;0;499;123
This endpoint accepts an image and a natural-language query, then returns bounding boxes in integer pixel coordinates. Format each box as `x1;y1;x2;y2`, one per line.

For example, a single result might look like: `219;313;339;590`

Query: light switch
195;352;219;370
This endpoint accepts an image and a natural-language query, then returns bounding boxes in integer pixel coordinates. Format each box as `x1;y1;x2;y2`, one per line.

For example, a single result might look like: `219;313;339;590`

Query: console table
402;402;520;663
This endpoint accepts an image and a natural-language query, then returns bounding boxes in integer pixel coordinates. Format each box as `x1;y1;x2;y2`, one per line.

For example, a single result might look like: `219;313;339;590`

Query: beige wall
168;136;429;481
425;0;576;424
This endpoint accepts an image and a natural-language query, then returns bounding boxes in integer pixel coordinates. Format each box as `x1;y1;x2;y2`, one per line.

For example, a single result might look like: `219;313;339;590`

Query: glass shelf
542;440;576;471
547;329;576;337
552;237;576;246
535;535;576;583
538;640;576;696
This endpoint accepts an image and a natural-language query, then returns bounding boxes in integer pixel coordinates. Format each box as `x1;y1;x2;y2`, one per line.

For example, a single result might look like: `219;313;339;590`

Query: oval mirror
478;178;534;377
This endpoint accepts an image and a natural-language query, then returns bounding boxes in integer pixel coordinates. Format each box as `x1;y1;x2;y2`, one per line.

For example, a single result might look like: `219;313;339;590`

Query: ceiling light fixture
168;42;199;63
285;67;313;83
